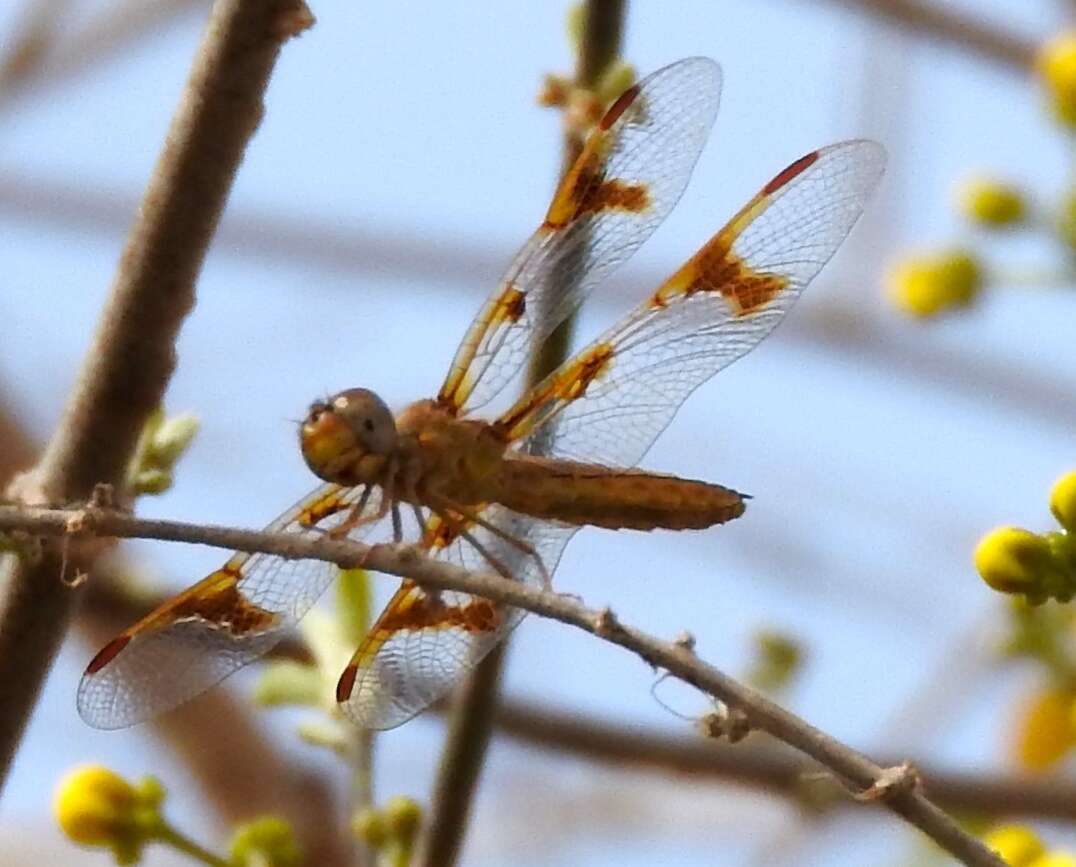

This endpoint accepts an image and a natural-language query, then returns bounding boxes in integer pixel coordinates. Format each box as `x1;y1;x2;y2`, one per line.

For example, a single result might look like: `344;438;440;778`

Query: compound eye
331;388;397;455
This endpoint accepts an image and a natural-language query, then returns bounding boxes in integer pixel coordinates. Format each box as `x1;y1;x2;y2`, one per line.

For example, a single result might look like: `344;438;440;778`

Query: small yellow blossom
1058;187;1076;250
1014;688;1076;771
1051;472;1076;533
1037;32;1076;127
383;796;422;846
1029;854;1076;867
351;807;387;848
886;250;982;318
54;765;163;864
984;824;1047;866
955;177;1026;227
747;630;804;693
975;527;1055;595
229;816;301;867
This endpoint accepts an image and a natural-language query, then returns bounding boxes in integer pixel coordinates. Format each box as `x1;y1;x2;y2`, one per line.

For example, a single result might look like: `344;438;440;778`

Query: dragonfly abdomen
493;455;746;531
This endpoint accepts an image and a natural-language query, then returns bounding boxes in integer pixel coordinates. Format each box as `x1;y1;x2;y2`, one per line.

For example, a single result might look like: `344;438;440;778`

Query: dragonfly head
300;388;398;482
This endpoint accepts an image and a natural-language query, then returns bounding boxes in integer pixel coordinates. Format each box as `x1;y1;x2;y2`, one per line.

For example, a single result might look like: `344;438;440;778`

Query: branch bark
488;699;1076;823
417;4;626;865
0;0;313;791
812;0;1036;71
0;504;1005;867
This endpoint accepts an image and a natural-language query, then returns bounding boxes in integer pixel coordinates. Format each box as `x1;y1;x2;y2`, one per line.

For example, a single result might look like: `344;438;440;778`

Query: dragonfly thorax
300;388;397;484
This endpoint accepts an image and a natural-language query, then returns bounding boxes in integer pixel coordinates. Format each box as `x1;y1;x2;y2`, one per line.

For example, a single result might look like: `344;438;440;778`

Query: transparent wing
78;483;389;729
337;503;577;729
438;57;722;416
494;140;887;465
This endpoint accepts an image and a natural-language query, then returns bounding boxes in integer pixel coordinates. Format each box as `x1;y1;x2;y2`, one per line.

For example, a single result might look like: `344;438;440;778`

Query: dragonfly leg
323;485;383;540
426;494;552;589
428;506;515;586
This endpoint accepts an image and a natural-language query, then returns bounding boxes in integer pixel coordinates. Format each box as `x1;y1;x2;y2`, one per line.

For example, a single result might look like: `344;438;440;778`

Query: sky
1;1;1075;864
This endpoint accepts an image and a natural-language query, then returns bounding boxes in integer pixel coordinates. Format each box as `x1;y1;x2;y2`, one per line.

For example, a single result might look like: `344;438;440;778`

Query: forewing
495;140;887;465
438;57;722;416
338;506;578;729
78;483;389;729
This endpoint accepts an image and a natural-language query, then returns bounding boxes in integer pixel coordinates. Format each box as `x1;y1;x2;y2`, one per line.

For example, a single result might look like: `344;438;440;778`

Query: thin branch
0;0;76;91
488;698;1076;823
0;0;206;107
0;504;1005;867
0;0;313;791
810;0;1036;71
418;4;626;865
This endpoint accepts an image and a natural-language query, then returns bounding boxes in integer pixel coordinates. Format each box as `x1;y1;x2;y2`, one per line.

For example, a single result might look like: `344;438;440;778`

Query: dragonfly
78;57;885;731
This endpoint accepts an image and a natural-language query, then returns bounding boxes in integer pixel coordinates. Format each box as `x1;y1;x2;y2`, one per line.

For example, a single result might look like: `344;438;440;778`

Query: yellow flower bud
1038;32;1076;127
1029;854;1076;867
1050;472;1076;533
351;807;387;848
1014;688;1076;771
955;177;1026;227
975;527;1054;595
984;824;1046;866
229;816;301;867
54;765;164;864
55;765;138;847
383;795;422;845
886;251;982;319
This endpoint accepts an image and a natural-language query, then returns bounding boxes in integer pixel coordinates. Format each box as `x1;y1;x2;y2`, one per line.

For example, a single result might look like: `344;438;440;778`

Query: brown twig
0;0;313;791
417;5;626;865
0;504;1005;866
0;0;207;107
0;0;76;91
810;0;1036;71
488;699;1076;823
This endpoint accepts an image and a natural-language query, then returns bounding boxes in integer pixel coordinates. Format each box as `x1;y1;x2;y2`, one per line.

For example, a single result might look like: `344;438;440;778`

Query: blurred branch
417;4;626;866
0;0;313;791
0;397;38;483
0;0;75;90
0;0;207;107
0;505;1006;867
810;0;1036;71
489;698;1076;823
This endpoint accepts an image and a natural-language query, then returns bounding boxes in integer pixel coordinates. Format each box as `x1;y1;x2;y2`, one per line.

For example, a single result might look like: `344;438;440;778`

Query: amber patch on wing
377;591;500;635
553;341;614;401
341;586;503;696
495;341;614;439
544;142;650;229
653;240;788;317
490;283;526;326
424;514;460;549
154;568;281;637
297;491;349;528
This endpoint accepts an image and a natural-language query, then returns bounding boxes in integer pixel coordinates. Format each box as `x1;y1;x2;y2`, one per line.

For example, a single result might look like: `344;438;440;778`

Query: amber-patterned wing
337;505;577;729
78;483;387;729
494;140;887;465
438;57;722;416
